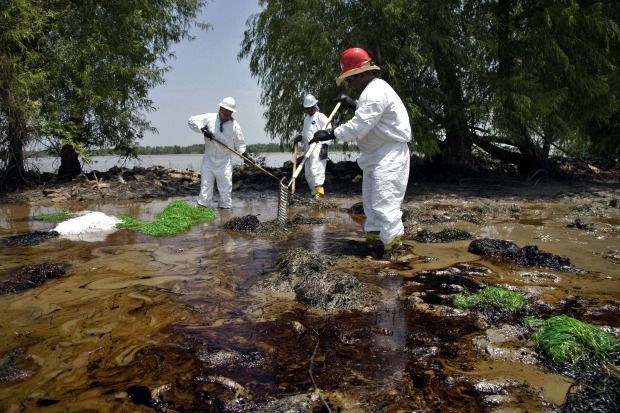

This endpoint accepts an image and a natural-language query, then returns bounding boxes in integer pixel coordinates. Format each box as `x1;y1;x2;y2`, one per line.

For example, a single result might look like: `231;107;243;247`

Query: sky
142;0;268;147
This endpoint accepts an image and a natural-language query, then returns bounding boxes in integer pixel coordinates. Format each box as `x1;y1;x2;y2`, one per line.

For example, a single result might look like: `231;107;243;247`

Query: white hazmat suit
188;112;246;208
302;109;329;193
334;78;411;245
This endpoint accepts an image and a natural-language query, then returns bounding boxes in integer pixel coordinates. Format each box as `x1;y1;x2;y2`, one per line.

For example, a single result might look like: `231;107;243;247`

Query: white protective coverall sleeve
301;111;329;190
188;113;246;208
333;78;411;245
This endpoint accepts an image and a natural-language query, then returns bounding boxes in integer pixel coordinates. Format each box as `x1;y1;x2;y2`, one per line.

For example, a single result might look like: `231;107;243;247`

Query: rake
278;102;342;223
287;102;342;192
206;136;290;224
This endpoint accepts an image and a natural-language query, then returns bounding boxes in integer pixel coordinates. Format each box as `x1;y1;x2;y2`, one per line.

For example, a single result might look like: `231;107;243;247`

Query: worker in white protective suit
292;94;330;198
310;48;411;258
188;97;247;209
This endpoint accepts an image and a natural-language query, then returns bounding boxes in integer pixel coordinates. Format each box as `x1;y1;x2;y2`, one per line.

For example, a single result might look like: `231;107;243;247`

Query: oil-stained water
0;193;618;412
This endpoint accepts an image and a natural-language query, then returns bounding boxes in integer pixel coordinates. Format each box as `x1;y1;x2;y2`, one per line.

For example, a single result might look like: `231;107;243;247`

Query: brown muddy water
0;190;619;412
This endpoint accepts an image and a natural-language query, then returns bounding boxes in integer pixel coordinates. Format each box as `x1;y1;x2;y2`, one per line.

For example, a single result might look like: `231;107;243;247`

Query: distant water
28;152;359;173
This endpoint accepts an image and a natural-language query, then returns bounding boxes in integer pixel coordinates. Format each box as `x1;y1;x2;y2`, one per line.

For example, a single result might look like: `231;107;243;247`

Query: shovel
206;135;289;224
287;102;341;189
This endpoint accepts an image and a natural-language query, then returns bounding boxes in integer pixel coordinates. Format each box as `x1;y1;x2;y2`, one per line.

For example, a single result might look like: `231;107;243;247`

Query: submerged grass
454;286;525;313
532;315;619;370
32;211;75;221
116;200;217;236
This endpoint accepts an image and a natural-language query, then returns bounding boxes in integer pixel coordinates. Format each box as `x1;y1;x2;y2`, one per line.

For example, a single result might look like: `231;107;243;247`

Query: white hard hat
303;94;318;108
219;96;236;112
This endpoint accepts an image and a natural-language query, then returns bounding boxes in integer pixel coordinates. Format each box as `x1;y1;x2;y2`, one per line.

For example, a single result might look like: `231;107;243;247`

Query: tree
0;0;48;185
0;0;209;186
240;0;620;174
475;0;620;173
239;0;488;166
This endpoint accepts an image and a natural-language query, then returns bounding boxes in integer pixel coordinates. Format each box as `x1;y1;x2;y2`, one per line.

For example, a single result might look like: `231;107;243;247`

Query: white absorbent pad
53;211;120;241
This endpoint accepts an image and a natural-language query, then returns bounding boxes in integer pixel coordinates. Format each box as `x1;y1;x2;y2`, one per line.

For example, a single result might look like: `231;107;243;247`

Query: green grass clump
116;200;217;236
523;315;545;329
454;286;525;313
532;315;618;368
32;211;75;221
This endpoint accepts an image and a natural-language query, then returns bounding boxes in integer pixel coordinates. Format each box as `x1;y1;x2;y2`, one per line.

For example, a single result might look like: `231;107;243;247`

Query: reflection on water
0;193;618;412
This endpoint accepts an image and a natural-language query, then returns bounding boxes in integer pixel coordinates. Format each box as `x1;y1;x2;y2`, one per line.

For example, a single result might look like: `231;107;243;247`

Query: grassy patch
31;211;75;221
116;200;217;236
523;315;545;329
532;315;618;369
454;286;525;313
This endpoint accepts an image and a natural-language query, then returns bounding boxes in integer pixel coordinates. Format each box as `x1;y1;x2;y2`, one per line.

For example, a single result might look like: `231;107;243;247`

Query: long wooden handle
208;136;280;181
291;142;298;194
288;102;341;187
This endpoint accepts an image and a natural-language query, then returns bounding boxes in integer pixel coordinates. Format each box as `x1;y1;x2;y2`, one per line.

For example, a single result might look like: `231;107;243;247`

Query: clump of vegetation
454;286;525;314
31;211;75;221
116;201;216;236
531;315;618;370
523;315;545;329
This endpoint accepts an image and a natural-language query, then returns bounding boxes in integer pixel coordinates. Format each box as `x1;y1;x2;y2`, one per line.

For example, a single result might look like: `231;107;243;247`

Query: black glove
292;134;302;145
335;94;356;110
200;125;214;140
309;128;335;144
319;144;328;160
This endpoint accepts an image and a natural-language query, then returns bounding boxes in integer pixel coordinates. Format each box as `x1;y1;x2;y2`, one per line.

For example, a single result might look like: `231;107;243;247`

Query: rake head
277;178;289;224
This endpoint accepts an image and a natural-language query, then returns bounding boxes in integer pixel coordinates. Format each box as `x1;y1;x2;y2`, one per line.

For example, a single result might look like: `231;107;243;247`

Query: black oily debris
268;247;370;309
223;215;261;232
0;230;59;246
0;349;31;383
468;238;580;272
289;215;327;225
0;263;67;296
223;214;326;235
567;219;593;230
289;195;337;209
411;228;473;243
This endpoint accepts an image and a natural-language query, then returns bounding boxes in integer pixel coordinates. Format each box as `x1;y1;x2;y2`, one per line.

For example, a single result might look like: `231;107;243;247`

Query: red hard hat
336;47;380;85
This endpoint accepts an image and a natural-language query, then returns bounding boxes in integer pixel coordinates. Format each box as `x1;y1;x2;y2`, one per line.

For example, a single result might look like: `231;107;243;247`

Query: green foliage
1;0;209;182
483;0;620;167
523;315;545;329
31;211;75;222
454;286;525;313
532;315;619;369
240;0;620;169
0;0;49;179
116;200;216;236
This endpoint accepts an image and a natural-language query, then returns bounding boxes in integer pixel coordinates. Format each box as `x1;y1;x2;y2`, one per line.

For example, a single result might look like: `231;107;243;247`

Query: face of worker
304;106;317;116
346;71;373;95
219;107;233;121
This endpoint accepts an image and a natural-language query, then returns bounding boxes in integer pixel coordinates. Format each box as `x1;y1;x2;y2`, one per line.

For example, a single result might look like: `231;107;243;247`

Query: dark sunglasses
345;73;360;82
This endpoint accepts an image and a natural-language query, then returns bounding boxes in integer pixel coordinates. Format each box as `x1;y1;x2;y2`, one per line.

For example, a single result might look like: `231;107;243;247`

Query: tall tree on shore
0;0;48;184
0;0;209;186
475;0;620;173
240;0;492;166
240;0;619;173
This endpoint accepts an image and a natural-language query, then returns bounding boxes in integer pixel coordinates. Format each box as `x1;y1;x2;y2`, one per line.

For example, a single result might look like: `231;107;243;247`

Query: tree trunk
5;108;26;182
514;135;554;176
57;144;82;178
436;63;472;166
474;134;554;176
441;123;472;167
